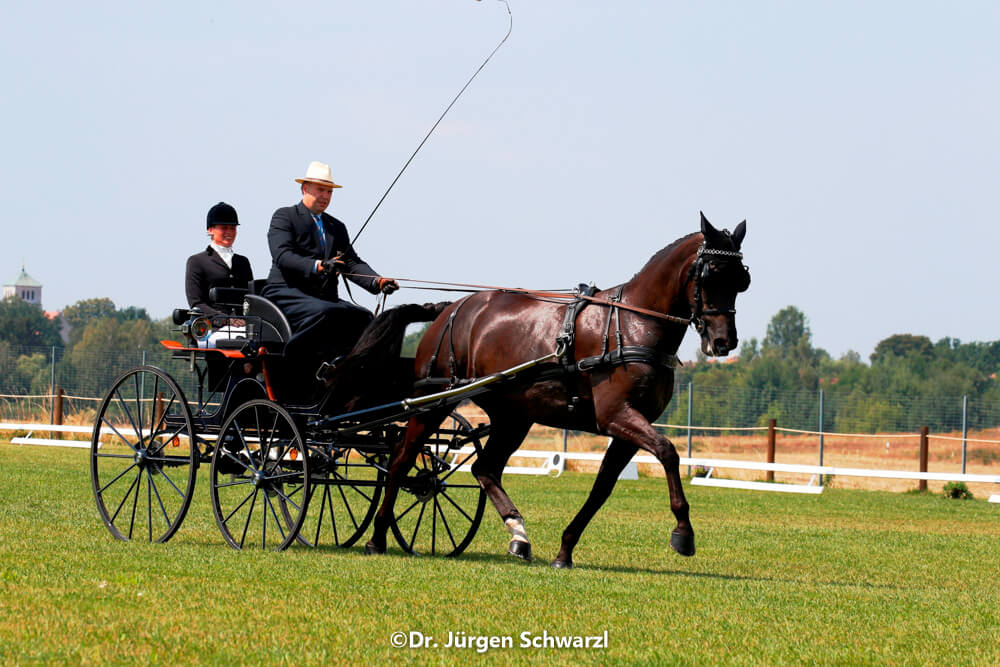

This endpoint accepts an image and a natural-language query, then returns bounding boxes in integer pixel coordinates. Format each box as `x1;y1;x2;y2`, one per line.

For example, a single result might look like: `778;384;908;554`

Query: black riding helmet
206;201;239;228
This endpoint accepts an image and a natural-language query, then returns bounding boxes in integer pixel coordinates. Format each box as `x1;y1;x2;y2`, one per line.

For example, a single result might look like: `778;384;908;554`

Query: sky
1;1;997;362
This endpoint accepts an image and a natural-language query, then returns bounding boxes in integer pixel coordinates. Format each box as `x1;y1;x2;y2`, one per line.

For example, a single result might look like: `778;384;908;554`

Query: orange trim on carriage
159;339;247;359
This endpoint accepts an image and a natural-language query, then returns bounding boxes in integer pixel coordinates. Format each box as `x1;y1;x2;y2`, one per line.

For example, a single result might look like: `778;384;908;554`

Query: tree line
0;296;174;399
663;306;1000;433
2;296;999;433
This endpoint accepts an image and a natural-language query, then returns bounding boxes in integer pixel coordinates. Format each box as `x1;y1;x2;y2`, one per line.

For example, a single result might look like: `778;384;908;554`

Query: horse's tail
351;301;451;360
319;301;451;413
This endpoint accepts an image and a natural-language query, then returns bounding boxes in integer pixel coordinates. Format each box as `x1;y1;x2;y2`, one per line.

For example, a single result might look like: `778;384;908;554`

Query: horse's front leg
552;437;637;569
604;406;695;558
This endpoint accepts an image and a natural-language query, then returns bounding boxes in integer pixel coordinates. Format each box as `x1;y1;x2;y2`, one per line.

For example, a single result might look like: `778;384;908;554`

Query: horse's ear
700;211;721;243
731;220;746;249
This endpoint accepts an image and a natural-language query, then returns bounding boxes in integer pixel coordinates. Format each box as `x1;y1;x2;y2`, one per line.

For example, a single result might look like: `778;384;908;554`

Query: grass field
2;442;1000;665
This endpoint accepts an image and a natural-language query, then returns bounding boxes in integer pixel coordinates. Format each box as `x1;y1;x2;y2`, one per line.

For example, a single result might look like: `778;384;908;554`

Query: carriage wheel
210;400;310;551
286;444;386;549
391;412;486;557
90;366;197;543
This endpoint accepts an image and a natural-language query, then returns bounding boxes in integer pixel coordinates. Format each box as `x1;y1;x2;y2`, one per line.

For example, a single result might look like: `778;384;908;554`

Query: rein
338;273;694;326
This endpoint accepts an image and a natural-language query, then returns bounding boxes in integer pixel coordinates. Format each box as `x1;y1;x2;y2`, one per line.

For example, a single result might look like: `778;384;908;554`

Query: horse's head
689;212;750;356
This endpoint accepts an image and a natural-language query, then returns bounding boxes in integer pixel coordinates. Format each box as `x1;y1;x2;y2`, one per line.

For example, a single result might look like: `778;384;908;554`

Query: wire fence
3;342;1000;441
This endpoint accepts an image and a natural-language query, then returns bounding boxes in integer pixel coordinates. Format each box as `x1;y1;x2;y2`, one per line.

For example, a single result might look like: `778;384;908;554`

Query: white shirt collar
210;243;235;268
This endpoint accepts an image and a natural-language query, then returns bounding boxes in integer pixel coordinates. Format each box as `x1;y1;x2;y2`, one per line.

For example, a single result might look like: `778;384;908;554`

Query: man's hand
377;278;399;294
320;253;347;275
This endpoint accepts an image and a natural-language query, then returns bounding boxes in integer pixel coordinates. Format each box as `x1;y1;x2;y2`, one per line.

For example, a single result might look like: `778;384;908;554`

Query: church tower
2;265;43;307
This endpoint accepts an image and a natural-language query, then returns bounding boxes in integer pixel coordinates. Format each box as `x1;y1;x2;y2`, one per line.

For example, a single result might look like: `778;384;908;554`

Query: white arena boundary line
1;422;203;449
6;423;1000;496
449;446;1000;493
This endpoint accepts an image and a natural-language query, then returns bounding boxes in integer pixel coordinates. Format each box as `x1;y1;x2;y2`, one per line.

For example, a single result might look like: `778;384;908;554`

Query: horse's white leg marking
505;517;530;544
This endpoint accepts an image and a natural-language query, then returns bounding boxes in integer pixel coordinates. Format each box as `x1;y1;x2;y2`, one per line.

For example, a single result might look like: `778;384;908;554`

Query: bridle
689;244;748;335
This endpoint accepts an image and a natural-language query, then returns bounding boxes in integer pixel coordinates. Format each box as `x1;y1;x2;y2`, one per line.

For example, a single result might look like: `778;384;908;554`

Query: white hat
295;161;343;188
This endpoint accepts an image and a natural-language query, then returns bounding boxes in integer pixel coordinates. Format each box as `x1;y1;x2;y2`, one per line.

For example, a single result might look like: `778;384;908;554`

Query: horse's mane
635;231;701;277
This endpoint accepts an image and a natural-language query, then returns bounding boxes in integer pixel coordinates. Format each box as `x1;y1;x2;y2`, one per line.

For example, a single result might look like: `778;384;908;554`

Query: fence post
818;389;825;486
155;392;164;433
766;418;776;482
961;395;968;475
686;382;693;477
53;388;64;440
49;345;56;424
919;426;929;492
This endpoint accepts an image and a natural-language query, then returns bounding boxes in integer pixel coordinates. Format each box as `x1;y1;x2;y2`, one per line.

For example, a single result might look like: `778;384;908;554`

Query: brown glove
377;278;399;294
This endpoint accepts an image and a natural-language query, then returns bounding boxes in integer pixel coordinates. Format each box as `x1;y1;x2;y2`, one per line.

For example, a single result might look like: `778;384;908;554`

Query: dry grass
455;404;1000;497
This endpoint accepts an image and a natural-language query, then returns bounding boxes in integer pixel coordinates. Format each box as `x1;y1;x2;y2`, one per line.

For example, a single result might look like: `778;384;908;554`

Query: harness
415;240;748;396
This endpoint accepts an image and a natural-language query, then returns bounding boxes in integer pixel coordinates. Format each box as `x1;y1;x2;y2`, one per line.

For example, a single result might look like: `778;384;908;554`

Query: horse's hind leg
469;414;534;561
365;409;449;555
552;438;638;569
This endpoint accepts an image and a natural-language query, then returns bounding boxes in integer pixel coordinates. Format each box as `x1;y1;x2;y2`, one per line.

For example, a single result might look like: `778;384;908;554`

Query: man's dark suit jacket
185;247;254;316
265;202;380;301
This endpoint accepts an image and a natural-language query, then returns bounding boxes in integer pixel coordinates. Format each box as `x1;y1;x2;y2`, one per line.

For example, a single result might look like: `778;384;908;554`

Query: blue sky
1;1;997;361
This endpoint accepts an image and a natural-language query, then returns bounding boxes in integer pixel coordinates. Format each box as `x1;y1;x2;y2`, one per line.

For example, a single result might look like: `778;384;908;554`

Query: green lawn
2;443;999;665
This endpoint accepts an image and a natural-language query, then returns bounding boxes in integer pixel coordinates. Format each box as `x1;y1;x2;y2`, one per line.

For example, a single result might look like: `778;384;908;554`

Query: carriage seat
242;294;292;348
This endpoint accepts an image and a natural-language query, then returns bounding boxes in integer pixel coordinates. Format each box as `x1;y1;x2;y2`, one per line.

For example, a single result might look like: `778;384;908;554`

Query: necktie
313;214;327;255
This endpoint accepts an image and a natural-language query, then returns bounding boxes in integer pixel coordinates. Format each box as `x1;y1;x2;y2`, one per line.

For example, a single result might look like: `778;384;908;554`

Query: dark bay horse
365;213;750;567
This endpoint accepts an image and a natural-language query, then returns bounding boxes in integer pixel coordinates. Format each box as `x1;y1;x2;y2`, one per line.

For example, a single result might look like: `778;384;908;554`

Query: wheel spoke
149;375;160;442
408;501;427;550
132;373;145;442
216;476;255;489
147;467;153;541
98;461;140;495
325;486;341;544
435;496;459;551
333;468;375;503
127;468;141;540
264;493;287;543
147;468;173;533
155;466;188;500
101;414;141;454
439;487;477;525
222;486;258;524
231;420;259;474
239;489;259;549
337;482;361;530
270;481;304;513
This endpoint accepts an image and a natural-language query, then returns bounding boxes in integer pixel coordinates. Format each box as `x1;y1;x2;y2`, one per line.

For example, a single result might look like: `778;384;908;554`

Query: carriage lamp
191;317;211;340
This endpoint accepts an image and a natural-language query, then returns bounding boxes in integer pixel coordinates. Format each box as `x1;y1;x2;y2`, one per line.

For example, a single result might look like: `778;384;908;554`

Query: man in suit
185;201;254;316
262;161;398;365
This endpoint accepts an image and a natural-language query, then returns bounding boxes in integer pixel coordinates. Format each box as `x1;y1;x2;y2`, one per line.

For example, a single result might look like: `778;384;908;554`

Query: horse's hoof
508;540;533;562
364;541;385;556
551;559;573;570
670;531;696;557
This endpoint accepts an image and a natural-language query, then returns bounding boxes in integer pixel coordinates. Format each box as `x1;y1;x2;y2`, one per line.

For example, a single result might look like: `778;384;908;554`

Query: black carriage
89;285;489;555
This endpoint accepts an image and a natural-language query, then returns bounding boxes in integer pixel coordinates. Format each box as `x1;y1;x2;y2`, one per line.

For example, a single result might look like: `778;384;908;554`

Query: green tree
0;296;62;348
401;323;430;358
62;297;117;331
762;306;811;353
870;334;933;364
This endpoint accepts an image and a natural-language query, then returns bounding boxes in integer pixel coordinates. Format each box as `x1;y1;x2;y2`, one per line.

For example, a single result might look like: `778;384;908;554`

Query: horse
364;213;750;567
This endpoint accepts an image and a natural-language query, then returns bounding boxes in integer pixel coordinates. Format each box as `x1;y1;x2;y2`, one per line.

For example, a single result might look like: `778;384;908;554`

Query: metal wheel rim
391;412;486;557
90;365;196;543
209;399;310;551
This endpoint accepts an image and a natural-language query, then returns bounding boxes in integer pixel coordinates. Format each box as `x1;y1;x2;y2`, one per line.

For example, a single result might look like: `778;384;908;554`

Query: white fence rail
5;421;999;502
